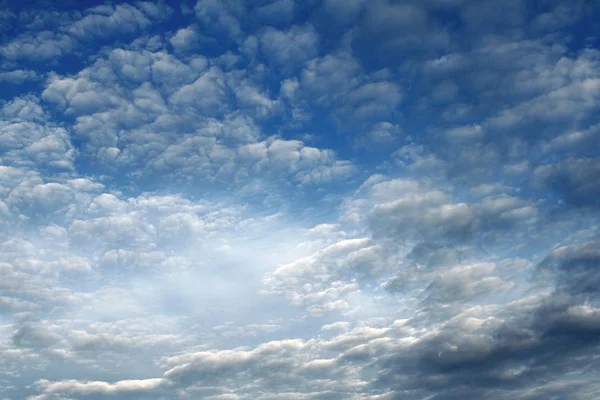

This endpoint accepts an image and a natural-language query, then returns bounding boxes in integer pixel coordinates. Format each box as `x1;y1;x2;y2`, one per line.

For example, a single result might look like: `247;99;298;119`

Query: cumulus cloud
264;238;392;314
194;0;244;39
30;378;168;399
0;31;74;62
38;46;351;193
0;3;169;64
0;98;74;171
0;69;40;83
66;3;157;40
258;24;319;69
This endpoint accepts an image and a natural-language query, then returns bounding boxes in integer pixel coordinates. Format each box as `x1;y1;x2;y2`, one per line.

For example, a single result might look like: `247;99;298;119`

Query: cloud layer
1;1;599;399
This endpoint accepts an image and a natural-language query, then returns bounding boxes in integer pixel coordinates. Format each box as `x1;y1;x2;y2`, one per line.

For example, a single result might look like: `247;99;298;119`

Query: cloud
169;26;202;52
339;81;403;122
0;107;75;171
1;1;600;399
299;50;362;105
368;184;478;243
0;69;40;83
421;263;514;304
30;378;168;400
351;0;449;64
361;122;402;145
38;45;351;193
0;3;169;65
288;47;403;130
539;239;600;296
169;66;230;116
194;0;243;39
66;4;155;40
157;337;371;398
0;31;74;62
533;158;600;207
252;0;295;27
258;25;319;69
264;238;392;314
530;0;593;32
320;0;367;26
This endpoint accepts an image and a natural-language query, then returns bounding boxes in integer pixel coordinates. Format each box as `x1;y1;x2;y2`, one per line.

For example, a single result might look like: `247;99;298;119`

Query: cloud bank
1;0;599;399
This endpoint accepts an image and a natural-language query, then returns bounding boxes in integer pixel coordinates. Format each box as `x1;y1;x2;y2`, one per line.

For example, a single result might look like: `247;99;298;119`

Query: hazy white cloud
0;69;40;83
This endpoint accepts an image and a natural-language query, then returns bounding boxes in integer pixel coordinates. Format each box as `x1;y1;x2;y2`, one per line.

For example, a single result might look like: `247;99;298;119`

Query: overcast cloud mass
0;0;600;399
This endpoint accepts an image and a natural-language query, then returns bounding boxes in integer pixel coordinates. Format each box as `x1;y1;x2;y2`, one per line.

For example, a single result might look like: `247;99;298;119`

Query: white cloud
170;26;202;52
169;66;230;116
194;0;243;39
0;69;40;83
259;25;319;69
0;31;74;61
30;378;168;399
66;4;156;40
264;238;395;314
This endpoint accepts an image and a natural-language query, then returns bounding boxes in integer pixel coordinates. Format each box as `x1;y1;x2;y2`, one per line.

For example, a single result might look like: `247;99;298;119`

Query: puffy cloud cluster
38;46;354;192
0;3;171;63
0;97;74;171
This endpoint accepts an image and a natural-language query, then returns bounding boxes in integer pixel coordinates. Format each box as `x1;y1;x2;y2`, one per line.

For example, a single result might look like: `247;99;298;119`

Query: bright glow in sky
1;0;600;399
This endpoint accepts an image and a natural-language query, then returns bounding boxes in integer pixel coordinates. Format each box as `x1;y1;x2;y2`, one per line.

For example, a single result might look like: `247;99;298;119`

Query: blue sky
1;0;600;399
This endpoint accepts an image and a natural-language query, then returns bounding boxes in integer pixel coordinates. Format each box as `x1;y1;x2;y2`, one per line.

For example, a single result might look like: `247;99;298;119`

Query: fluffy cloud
39;46;352;193
264;238;392;314
0;3;169;65
258;24;319;69
0;69;40;83
0;31;74;62
30;378;168;400
66;3;159;40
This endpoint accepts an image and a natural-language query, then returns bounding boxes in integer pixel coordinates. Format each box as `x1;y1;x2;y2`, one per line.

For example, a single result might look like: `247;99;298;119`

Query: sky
0;0;600;399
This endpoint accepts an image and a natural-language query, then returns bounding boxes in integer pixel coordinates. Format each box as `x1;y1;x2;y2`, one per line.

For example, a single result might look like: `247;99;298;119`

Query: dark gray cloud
534;158;600;207
371;239;600;400
539;239;600;296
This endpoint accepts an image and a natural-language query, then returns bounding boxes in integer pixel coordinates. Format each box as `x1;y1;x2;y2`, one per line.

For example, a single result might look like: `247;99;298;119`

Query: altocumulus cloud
1;0;600;399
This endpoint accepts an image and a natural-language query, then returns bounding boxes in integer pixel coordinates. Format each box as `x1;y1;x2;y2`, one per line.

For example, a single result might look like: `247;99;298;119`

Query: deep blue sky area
1;1;600;399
